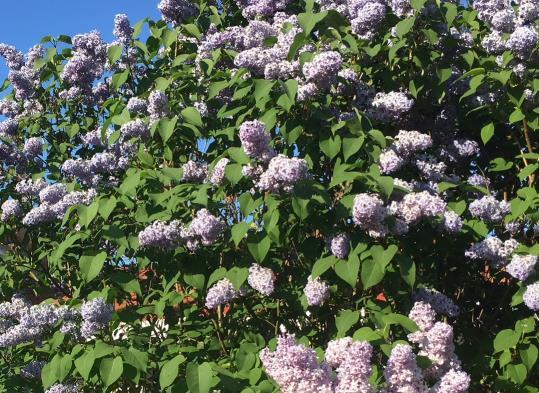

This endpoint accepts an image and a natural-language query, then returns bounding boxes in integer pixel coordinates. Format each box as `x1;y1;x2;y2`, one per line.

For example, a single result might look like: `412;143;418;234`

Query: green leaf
335;310;360;338
343;135;365;161
226;267;249;290
75;350;95;380
481;123;495;144
520;344;538;371
371;245;398;267
99;197;117;220
335;254;360;288
494;329;520;353
107;45;123;64
509;108;526;123
111;271;142;297
160;355;186;390
231;222;250;246
444;3;458;25
361;259;386;289
297;11;328;36
111;69;129;91
397;255;416;287
506;363;527;384
320;135;342;159
247;233;271;263
518;163;538;181
41;362;57;388
186;362;213;393
181;107;203;127
312;256;338;278
99;356;123;387
395;17;416;38
79;251;107;283
253;79;275;103
383;313;419;332
158;116;178;143
184;274;206;290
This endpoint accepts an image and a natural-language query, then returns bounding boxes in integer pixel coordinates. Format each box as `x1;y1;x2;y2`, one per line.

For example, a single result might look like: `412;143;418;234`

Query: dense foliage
0;0;538;391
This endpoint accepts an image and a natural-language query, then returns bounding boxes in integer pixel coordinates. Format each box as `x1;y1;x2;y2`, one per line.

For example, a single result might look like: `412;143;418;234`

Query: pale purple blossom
304;275;330;306
248;264;276;296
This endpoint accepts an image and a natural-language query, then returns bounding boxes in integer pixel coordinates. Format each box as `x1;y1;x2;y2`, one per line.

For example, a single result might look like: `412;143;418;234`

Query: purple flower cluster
256;154;309;193
302;51;343;91
391;191;447;225
384;344;426;393
523;282;539;311
352;193;390;238
80;297;113;339
113;14;134;44
304;275;330;306
235;0;292;19
182;160;208;182
148;90;169;120
205;278;241;309
45;383;79;393
468;196;510;222
158;0;197;26
348;0;387;40
465;236;520;267
209;158;230;186
248;264;276;296
259;334;335;393
21;360;45;379
127;97;148;114
1;199;22;221
326;233;350;259
22;188;97;225
120;119;150;140
239;120;274;162
185;208;226;247
413;288;460;317
61;31;107;89
506;254;537;281
138;220;182;249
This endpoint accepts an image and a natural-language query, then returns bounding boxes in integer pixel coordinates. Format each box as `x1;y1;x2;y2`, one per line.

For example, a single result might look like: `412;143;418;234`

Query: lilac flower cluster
45;383;79;393
120;119;150;140
138;220;182;249
61;31;107;89
80;297;113;339
474;0;539;59
113;14;134;44
235;0;292;19
127;97;148;114
259;334;335;393
352;193;389;237
1;199;22;221
182;160;209;182
0;295;111;348
379;130;431;174
248;264;276;296
523;282;539;311
22;187;97;225
158;0;197;26
256;154;310;193
184;208;226;248
205;278;241;309
301;51;343;92
368;91;414;123
239;120;274;162
391;191;447;225
326;233;350;259
304;275;330;306
208;158;230;186
506;254;537;281
465;236;520;267
384;344;426;392
413;288;460;317
148;90;169;120
21;360;45;379
468;196;510;222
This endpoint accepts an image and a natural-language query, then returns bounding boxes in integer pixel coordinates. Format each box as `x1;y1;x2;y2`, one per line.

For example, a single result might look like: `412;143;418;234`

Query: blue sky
0;1;160;75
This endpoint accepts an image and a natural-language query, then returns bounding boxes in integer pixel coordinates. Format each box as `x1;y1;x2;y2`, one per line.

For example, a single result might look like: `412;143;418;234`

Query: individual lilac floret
45;383;79;393
413;288;460;317
431;369;471;393
113;14;134;44
239;120;274;161
259;334;334;393
148;90;169;120
80;297;113;339
326;233;350;259
352;193;388;237
127;97;147;114
369;92;414;123
392;191;446;225
506;254;538;281
39;184;67;204
1;199;22;221
120;119;150;140
468;196;510;222
21;360;45;379
205;278;240;309
384;344;426;393
523;282;539;311
248;264;276;296
182;160;208;182
209;158;229;186
257;155;309;193
138;220;182;249
442;210;463;234
304;275;330;306
187;208;226;246
158;0;197;25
